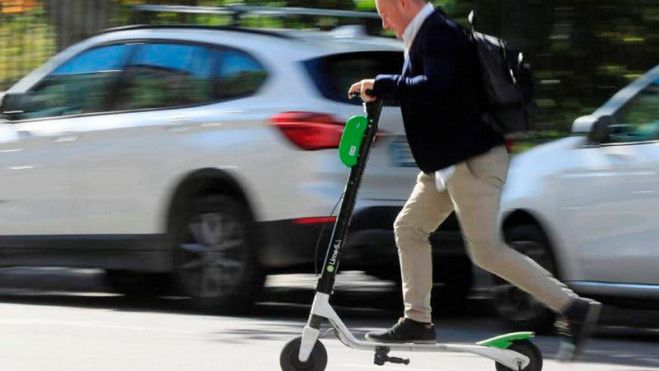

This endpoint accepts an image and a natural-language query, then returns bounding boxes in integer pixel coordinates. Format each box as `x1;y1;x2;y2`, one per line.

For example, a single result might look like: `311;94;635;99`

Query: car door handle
54;135;79;143
17;130;33;140
167;118;196;132
167;126;190;133
604;150;634;159
606;152;630;158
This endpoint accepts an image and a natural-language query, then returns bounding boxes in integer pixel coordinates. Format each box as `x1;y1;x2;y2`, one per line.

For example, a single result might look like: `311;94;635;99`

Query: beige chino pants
395;145;576;323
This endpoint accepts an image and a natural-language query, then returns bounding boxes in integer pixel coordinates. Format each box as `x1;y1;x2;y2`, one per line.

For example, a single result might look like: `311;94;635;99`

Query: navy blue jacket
373;9;504;173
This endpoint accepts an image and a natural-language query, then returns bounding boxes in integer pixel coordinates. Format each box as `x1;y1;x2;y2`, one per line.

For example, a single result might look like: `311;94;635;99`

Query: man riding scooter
348;0;601;361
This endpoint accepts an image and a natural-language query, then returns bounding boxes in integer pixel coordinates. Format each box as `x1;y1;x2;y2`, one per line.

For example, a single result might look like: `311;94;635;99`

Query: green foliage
0;8;56;89
2;0;658;153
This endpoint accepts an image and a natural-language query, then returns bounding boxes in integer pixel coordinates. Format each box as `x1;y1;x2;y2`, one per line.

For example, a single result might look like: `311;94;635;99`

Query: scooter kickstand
374;346;410;366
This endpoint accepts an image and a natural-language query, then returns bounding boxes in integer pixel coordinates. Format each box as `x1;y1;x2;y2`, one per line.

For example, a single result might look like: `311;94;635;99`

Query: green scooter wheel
495;339;543;371
280;337;328;371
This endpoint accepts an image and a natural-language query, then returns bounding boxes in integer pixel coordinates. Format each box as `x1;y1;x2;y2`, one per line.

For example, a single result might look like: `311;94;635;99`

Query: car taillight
293;216;337;225
270;112;345;151
504;137;515;152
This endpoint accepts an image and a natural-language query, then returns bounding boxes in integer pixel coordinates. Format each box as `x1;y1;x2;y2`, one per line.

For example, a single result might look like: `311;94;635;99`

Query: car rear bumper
258;206;466;272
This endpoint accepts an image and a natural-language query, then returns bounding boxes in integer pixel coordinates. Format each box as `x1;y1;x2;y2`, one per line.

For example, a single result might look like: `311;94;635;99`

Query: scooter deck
330;329;533;370
345;331;534;350
308;293;533;370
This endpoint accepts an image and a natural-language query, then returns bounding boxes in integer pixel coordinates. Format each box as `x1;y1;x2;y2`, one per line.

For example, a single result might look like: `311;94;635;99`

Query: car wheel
491;225;557;333
172;195;264;313
105;270;171;298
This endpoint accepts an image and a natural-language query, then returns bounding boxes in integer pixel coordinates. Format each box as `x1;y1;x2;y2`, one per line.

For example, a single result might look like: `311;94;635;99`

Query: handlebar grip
349;89;375;100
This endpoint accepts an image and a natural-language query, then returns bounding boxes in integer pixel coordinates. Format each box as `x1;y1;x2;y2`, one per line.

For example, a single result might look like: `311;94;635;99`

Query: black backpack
464;11;534;135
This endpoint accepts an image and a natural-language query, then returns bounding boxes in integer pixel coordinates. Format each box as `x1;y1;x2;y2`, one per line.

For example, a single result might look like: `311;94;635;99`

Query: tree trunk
43;0;113;51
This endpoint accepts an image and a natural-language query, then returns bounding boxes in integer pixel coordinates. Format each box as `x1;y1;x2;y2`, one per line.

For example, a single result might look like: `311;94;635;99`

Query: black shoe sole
365;334;436;344
577;302;602;350
558;301;602;362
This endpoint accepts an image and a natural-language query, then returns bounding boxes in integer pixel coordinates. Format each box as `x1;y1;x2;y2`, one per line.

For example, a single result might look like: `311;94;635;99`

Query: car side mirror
587;115;614;144
0;93;26;120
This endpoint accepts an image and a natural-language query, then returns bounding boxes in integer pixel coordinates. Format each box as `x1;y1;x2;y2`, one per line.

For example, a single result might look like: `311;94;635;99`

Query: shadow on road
0;268;658;369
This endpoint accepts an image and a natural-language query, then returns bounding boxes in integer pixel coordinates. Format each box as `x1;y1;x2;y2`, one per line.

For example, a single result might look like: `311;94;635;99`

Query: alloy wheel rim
178;211;248;298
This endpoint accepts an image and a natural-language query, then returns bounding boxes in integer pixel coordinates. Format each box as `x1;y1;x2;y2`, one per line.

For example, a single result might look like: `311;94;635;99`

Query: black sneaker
365;318;436;344
555;298;602;361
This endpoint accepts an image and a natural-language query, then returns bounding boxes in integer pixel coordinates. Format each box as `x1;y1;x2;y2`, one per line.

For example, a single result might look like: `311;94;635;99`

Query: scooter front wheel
280;337;328;371
495;340;543;371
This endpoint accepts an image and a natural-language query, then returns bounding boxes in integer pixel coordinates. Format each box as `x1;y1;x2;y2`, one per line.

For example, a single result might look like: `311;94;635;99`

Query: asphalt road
0;268;657;371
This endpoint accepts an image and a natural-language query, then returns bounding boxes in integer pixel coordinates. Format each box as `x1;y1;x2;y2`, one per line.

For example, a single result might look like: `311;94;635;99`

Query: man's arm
373;26;459;103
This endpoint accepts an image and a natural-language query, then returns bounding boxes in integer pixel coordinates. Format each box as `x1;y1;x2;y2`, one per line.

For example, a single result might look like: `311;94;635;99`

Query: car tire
491;224;557;333
172;195;264;313
105;270;171;298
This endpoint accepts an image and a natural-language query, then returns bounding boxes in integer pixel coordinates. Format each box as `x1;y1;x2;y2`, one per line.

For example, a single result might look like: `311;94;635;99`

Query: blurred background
1;0;659;147
0;2;659;370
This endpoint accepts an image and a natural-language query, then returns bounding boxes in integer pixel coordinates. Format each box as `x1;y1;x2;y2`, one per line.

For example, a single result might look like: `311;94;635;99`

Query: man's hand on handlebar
348;79;377;102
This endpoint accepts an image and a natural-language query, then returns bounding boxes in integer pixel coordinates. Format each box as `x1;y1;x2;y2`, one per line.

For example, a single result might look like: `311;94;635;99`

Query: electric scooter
279;97;543;371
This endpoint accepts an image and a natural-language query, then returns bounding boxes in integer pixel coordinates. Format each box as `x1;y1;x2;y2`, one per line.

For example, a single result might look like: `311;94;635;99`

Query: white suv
494;64;659;330
0;25;471;311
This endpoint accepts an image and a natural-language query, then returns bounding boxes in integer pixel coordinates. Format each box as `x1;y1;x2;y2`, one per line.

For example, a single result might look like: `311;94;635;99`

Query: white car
0;25;471;311
495;64;659;330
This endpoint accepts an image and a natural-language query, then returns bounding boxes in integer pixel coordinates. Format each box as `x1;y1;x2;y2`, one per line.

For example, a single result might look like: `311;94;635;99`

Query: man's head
374;0;427;39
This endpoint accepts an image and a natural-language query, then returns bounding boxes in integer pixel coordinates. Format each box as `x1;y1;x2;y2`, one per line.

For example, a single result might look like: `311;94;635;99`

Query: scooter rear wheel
280;337;328;371
495;340;543;371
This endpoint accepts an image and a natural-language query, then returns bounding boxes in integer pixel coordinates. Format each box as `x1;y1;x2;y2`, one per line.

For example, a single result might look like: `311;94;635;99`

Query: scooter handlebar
349;89;375;101
348;90;383;119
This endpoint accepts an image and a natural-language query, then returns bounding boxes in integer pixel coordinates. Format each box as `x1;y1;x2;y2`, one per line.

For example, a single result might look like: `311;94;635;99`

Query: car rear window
304;51;404;105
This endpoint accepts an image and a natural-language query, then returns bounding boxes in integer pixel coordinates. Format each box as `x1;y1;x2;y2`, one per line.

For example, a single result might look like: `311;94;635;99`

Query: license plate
389;138;416;167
